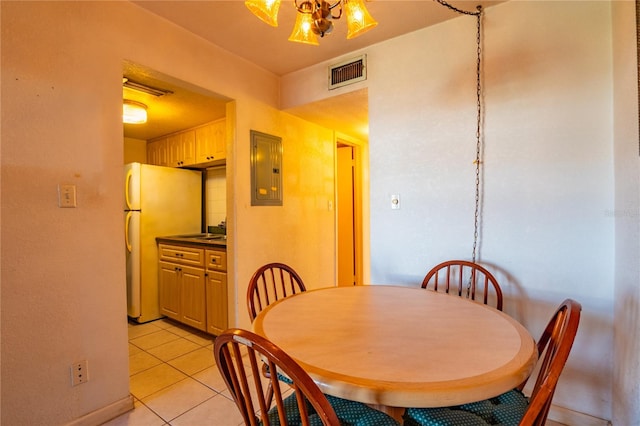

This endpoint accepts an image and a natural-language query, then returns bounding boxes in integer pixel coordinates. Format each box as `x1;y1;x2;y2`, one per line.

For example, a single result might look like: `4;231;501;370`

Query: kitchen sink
176;233;226;241
197;235;226;241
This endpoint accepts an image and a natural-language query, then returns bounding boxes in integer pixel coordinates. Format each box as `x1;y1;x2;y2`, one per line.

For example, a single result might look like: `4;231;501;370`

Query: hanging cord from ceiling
434;0;484;296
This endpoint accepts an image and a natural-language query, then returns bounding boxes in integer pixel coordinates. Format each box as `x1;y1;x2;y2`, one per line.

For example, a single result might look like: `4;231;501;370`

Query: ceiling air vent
328;55;367;90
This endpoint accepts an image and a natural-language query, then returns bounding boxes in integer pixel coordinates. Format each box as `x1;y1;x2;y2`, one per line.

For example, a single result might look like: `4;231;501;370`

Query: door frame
335;134;365;286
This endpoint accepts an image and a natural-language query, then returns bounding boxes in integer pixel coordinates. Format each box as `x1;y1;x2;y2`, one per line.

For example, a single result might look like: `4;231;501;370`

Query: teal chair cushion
403;389;529;426
263;364;294;385
277;371;294;385
326;394;401;426
263;392;324;426
264;393;401;426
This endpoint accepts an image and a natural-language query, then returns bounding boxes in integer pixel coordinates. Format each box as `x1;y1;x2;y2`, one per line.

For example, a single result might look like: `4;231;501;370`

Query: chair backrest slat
422;260;503;310
214;329;341;426
247;263;307;321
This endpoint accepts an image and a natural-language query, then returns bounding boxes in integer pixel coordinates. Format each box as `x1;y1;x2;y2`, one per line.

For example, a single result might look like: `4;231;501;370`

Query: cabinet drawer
206;249;227;272
159;244;205;267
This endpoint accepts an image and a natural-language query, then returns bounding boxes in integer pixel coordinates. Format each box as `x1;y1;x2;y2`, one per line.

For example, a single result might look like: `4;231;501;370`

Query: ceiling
124;0;504;142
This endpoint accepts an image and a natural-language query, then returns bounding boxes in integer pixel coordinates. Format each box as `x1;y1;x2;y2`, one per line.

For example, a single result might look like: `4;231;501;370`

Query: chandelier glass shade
288;2;320;45
244;0;281;27
344;0;377;39
123;100;147;124
245;0;377;44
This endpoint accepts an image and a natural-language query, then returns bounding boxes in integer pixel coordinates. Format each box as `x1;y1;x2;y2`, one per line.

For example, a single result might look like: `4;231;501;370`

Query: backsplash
206;167;226;230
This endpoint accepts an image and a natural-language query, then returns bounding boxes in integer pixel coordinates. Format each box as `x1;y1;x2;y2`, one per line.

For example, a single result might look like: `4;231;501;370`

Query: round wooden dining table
252;285;537;420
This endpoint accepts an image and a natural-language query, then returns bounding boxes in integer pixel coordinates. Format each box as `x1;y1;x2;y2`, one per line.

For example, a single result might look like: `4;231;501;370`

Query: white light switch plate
391;194;400;209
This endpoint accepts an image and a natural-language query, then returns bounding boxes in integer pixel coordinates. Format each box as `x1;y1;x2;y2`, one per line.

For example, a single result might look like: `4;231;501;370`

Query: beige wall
3;0;635;424
367;2;614;421
612;1;640;424
1;2;336;424
124;137;147;164
231;101;337;331
281;1;624;423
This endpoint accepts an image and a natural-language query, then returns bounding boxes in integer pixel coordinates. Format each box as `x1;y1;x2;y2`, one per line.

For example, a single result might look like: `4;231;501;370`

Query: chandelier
245;0;378;45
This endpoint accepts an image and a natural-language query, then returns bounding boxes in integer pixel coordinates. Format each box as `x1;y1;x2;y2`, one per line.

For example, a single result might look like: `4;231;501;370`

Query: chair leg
265;382;274;408
261;362;274;407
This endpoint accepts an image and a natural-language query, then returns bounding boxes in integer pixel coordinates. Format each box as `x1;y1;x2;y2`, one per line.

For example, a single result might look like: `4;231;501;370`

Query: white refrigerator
125;162;203;323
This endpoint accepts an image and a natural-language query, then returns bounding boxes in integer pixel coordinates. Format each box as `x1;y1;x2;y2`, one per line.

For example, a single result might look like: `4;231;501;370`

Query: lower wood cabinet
159;261;206;330
158;243;227;334
206;270;227;335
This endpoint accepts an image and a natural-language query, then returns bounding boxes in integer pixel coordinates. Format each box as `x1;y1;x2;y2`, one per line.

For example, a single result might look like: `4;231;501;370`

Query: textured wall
0;2;281;423
612;1;640;424
367;1;614;420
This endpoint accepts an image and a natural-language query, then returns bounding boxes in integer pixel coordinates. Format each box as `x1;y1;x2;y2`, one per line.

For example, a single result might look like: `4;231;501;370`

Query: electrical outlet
70;360;89;386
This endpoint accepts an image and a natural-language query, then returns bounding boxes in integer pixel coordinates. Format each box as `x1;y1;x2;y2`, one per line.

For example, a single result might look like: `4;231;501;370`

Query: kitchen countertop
156;233;227;249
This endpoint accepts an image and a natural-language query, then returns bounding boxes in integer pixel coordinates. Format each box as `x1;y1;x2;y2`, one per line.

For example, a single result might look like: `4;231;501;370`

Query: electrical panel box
250;130;282;206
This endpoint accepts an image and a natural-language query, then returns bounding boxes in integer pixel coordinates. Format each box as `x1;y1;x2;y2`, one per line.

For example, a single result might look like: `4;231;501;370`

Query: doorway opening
336;139;363;286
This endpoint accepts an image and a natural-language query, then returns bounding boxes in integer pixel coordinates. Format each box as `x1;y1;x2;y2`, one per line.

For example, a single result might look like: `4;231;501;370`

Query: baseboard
548;403;611;426
65;395;134;426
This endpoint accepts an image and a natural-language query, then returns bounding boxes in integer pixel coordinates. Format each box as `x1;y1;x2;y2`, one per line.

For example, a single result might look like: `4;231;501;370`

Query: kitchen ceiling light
245;0;377;44
123;100;148;124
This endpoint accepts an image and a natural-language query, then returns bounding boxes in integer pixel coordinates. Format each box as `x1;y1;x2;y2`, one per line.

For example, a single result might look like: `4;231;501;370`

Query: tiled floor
103;318;245;426
105;318;567;426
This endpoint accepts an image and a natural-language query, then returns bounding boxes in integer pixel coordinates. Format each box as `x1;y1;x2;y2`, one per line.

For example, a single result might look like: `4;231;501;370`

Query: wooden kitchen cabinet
206;249;228;335
158;261;181;319
195;119;226;164
206;271;227;335
147;119;225;167
167;130;196;167
157;242;228;335
147;137;168;166
180;265;206;330
158;244;207;331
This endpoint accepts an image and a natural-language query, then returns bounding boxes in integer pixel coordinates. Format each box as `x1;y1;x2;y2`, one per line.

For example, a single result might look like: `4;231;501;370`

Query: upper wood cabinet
147;118;226;168
167;130;196;167
195;119;226;164
147;137;168;166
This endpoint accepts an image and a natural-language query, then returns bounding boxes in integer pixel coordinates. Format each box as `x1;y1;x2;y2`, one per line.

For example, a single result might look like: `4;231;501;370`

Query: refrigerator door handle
125;168;133;211
125;211;133;252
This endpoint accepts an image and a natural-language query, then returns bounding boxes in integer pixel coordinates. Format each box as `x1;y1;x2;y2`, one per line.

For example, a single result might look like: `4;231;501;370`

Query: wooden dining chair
421;260;504;310
247;263;307;321
246;263;307;407
403;298;582;426
214;328;400;426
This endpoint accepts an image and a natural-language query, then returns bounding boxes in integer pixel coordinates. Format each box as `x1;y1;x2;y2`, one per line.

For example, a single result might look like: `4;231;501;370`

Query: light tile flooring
104;317;567;426
103;318;245;426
